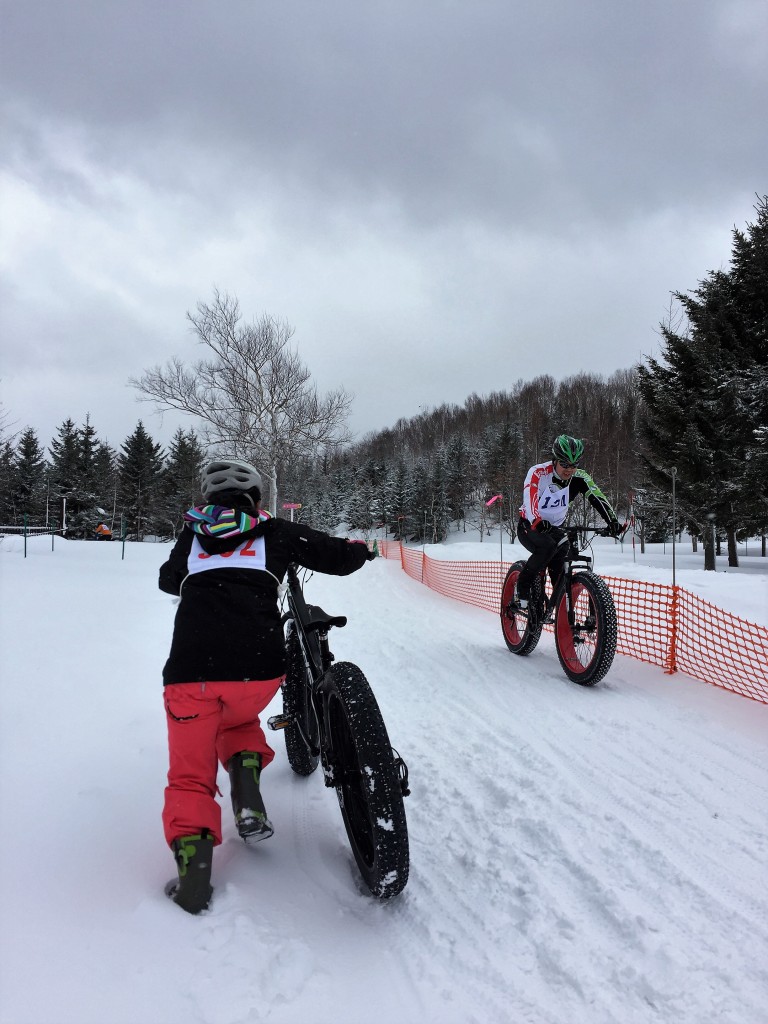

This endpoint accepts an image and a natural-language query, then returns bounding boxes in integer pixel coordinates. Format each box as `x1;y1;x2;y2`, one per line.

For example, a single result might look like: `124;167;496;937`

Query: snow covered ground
1;535;767;1024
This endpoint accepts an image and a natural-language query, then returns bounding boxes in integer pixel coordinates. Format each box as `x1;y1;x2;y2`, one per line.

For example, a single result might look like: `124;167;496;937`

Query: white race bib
187;534;267;575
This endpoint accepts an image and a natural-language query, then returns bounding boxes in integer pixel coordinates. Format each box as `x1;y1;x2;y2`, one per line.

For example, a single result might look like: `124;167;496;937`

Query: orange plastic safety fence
373;540;768;704
674;586;768;703
603;576;676;672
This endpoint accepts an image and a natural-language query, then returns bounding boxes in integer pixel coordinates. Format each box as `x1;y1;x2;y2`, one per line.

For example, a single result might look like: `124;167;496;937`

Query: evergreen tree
384;460;413;539
444;432;472;524
728;195;768;539
49;418;82;533
484;420;524;537
49;418;80;494
118;421;165;540
312;490;338;532
94;442;119;525
637;196;768;567
158;429;206;538
328;462;356;527
342;474;372;532
0;441;16;524
79;415;100;496
409;456;435;542
637;294;725;568
44;417;112;538
65;416;108;538
13;428;47;523
429;448;451;543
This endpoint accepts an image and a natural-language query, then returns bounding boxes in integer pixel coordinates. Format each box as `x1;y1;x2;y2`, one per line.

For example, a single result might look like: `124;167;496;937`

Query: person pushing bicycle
515;435;622;612
158;458;375;914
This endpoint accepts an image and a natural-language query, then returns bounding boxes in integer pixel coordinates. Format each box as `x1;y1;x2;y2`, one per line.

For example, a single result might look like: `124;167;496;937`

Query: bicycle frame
537;526;602;626
275;563;344;758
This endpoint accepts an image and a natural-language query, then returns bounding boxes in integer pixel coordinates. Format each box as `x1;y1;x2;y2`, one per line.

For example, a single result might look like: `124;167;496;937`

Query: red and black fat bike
500;525;620;686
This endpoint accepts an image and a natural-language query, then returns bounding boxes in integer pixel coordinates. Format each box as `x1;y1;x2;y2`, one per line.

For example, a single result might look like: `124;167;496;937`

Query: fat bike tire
500;562;544;656
282;625;320;776
554;571;617;686
321;661;409;900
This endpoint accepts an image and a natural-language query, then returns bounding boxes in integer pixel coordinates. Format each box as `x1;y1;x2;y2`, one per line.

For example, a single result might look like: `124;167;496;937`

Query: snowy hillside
0;537;766;1024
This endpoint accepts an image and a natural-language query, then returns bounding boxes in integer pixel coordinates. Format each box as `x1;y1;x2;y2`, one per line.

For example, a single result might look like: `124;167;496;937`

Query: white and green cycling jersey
520;460;617;529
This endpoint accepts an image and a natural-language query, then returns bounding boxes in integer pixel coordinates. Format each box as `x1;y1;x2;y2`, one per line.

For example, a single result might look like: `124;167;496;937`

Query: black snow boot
164;831;214;914
228;751;274;843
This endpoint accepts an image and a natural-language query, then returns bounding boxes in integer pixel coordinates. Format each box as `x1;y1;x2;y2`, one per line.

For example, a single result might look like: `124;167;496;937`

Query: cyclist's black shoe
165;831;214;914
228;751;274;842
514;581;530;610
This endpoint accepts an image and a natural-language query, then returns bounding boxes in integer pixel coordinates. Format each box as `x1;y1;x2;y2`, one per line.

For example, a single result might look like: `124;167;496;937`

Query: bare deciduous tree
0;393;18;446
130;291;352;514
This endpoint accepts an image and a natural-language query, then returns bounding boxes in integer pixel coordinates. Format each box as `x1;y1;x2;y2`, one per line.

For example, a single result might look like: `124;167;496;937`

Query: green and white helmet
552;434;585;466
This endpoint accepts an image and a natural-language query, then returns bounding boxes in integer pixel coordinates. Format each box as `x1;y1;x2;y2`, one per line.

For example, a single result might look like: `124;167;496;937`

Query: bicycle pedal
267;713;293;731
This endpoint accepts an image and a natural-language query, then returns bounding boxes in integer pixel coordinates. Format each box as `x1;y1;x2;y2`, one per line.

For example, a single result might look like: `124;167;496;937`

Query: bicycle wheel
500;562;544;656
554;571;617;685
320;661;409;899
282;624;320;776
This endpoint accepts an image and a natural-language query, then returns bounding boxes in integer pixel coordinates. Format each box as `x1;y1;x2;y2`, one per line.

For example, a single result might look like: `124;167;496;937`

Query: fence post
665;585;679;674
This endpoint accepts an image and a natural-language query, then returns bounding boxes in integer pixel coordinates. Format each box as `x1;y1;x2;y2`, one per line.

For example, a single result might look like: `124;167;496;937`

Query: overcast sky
1;0;766;452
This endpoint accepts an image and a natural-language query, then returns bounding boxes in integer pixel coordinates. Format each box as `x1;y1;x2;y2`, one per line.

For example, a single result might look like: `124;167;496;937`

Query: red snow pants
162;677;283;847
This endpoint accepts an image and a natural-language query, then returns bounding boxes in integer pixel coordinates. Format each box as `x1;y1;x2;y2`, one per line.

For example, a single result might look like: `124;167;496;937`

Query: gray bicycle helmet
201;459;263;501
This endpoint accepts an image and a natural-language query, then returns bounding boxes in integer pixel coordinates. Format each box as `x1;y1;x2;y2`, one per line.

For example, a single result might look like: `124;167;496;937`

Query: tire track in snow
273;559;768;1023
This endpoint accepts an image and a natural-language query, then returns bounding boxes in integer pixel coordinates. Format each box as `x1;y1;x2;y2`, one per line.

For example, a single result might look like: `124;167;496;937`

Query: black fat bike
500;526;619;686
268;563;410;899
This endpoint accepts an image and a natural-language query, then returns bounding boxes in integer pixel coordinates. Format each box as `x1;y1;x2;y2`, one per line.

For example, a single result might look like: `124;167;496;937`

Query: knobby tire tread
554;571;617;686
322;661;409;900
501;562;544;656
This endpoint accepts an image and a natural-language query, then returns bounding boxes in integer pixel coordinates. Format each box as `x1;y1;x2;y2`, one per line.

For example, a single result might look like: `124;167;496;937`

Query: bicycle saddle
305;604;347;632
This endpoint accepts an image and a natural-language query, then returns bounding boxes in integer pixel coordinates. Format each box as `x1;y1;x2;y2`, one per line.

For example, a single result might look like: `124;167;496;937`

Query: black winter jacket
158;517;370;685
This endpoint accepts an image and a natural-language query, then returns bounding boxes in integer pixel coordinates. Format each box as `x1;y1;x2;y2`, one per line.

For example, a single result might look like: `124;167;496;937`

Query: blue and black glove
535;520;553;533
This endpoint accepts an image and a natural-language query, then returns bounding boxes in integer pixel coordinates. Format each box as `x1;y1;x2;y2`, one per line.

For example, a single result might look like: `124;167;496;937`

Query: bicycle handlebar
563;524;629;547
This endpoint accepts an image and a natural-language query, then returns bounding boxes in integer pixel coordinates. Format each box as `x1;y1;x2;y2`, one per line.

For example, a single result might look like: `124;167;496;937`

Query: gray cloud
1;0;765;449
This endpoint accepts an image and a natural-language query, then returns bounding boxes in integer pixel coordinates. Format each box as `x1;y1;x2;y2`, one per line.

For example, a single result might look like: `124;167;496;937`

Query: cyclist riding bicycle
515;435;622;612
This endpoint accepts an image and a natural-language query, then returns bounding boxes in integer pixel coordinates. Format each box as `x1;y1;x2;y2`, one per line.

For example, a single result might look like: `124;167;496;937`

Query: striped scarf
184;504;271;539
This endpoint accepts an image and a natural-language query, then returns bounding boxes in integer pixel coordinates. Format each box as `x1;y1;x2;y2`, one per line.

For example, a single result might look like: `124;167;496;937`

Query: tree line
281;368;645;545
0;417;206;541
0;370;649;546
2;197;765;565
